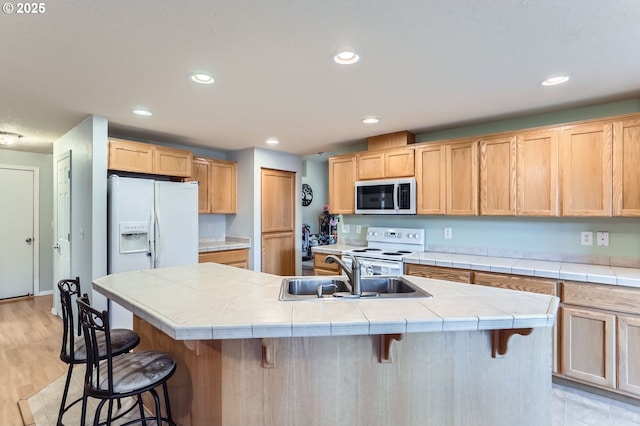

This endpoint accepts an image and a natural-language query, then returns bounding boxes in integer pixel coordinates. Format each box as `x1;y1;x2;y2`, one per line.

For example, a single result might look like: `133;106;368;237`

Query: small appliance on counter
342;226;425;276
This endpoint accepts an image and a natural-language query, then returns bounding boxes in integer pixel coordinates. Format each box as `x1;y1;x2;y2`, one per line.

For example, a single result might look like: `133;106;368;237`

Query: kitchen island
93;263;559;426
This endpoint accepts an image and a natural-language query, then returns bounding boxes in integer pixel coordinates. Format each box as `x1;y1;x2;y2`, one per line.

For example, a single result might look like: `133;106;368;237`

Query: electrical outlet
355;225;362;234
596;231;609;247
444;227;453;240
580;231;593;246
342;224;350;233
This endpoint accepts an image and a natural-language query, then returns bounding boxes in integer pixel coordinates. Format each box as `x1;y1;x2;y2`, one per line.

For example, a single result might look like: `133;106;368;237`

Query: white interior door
0;165;36;299
53;153;71;315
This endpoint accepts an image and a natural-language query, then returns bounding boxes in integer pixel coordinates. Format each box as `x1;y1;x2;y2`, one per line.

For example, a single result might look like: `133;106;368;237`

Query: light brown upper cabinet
516;129;560;216
356;147;415;180
189;157;237;214
415;144;446;214
415;140;478;215
328;154;357;214
191;157;211;213
479;135;516;215
613;118;640;216
108;138;193;178
561;122;612;216
446;140;479;215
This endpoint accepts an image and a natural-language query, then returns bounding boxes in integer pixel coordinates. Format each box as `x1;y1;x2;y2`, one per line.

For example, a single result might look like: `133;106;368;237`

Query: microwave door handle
394;183;399;212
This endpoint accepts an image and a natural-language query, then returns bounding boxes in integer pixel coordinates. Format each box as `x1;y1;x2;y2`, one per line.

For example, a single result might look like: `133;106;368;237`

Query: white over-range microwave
354;178;417;214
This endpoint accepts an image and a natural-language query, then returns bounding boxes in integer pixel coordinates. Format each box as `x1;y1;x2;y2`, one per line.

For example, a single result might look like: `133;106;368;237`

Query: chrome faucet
325;254;362;297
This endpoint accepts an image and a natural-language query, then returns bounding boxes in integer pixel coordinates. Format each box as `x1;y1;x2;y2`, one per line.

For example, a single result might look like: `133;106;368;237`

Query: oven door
344;256;404;277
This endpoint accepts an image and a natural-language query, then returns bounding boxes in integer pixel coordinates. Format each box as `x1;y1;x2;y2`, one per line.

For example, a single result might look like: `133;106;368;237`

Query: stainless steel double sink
279;275;432;301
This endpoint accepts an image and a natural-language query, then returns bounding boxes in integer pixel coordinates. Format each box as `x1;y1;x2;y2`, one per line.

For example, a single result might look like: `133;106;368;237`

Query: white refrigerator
100;175;198;329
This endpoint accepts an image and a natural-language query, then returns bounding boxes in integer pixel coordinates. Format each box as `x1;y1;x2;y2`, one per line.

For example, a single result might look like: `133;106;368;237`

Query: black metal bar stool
56;278;140;426
77;295;177;426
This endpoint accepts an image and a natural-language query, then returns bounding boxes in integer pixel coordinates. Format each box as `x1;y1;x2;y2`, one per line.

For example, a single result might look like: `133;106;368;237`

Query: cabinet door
210;160;237;214
404;264;471;283
385;148;415;178
415;144;446;214
479;135;516;215
472;272;556;296
618;314;640;396
560;306;615;388
613;118;640;216
357;152;385;180
561;122;612;216
261;231;295;275
154;146;193;177
328;155;356;214
516;129;559;216
191;158;211;213
446;140;478;215
108;139;154;173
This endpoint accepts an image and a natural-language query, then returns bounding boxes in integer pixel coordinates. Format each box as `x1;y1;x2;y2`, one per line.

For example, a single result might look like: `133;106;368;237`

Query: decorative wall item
302;183;313;206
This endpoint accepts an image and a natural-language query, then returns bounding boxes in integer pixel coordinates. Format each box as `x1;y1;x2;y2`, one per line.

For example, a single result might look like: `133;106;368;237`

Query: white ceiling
1;0;639;155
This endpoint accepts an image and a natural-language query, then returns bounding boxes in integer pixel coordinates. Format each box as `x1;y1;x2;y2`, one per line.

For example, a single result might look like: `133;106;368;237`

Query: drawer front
473;271;557;296
199;249;248;267
404;264;471;283
562;281;640;315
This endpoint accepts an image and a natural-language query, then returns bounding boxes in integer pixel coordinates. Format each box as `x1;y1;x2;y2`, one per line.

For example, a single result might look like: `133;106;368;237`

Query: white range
342;226;425;276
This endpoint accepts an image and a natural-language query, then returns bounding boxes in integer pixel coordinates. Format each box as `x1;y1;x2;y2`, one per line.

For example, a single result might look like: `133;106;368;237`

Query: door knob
25;237;33;244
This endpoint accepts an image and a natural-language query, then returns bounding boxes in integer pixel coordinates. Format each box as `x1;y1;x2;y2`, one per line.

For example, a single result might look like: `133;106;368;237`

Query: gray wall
53;115;109;311
0;149;54;293
302;159;329;234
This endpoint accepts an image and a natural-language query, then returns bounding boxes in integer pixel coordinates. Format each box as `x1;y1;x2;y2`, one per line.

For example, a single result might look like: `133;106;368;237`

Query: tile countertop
198;237;251;253
311;245;640;288
92;263;558;341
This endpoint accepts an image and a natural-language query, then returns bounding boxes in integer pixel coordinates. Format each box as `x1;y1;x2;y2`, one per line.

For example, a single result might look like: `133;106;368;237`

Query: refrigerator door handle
154;205;161;268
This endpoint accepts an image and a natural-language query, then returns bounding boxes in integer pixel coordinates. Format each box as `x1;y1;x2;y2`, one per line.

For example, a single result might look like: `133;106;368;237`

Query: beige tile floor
552;381;640;426
23;369;640;426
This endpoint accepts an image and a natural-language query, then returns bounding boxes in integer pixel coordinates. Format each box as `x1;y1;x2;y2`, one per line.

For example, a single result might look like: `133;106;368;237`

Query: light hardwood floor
0;295;65;426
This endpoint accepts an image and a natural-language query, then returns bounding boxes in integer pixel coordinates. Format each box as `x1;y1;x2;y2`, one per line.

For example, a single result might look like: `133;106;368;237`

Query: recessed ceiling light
0;131;22;145
362;117;380;124
190;73;215;85
265;138;280;146
333;50;360;65
132;109;152;116
541;75;570;86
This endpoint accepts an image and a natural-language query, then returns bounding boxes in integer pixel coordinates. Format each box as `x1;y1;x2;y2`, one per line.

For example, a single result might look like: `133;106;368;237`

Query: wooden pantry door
261;168;295;275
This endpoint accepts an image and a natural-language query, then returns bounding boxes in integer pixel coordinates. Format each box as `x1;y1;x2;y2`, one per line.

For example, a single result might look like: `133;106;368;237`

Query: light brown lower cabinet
560;280;640;397
404;263;472;283
199;249;249;269
560;306;616;388
618;314;640;395
313;253;341;276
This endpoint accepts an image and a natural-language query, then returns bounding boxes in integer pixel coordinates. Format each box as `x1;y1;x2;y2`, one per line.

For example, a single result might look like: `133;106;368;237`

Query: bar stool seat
77;295;177;426
56;278;140;426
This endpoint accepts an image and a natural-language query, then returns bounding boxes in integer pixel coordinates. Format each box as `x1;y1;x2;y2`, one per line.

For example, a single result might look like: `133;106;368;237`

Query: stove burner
363;248;381;251
397;250;412;254
382;252;403;256
351;249;367;253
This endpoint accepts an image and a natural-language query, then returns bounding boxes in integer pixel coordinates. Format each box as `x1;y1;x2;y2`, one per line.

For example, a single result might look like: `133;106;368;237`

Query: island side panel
134;316;223;426
135;316;551;426
220;331;551;426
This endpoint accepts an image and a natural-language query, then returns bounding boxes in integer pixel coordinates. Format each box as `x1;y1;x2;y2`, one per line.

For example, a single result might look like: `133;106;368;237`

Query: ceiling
1;0;639;156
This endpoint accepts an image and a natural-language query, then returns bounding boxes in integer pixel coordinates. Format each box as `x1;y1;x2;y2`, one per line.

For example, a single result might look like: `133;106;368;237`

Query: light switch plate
596;231;609;247
342;224;350;233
